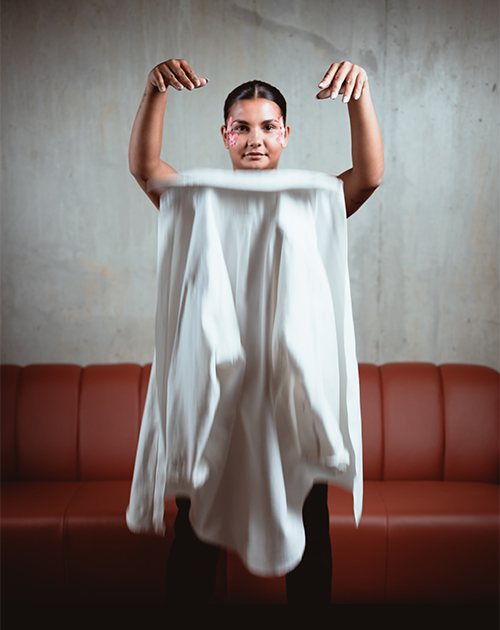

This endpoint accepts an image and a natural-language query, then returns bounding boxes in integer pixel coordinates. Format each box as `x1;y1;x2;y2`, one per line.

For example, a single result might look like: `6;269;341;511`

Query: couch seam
372;481;390;603
376;364;389;602
378;365;385;482
76;367;84;482
14;366;24;481
138;365;143;440
61;481;87;600
437;364;446;481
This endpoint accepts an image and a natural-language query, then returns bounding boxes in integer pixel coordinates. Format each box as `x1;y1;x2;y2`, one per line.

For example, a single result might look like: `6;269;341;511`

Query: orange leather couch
1;362;498;604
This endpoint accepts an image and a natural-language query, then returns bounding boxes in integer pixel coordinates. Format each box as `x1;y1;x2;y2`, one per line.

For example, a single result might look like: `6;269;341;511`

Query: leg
165;497;220;605
286;483;332;604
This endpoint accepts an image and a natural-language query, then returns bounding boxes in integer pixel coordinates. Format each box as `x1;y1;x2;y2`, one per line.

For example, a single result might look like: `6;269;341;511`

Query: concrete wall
2;0;498;369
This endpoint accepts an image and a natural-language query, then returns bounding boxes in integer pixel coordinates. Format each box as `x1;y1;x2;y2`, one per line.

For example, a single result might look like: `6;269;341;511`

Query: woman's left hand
316;61;368;103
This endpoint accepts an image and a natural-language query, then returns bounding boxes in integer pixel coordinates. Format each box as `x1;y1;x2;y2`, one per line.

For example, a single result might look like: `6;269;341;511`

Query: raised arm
317;62;384;217
129;59;209;208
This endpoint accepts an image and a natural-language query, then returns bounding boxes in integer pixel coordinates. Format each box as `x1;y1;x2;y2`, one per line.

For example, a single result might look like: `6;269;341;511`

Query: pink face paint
226;116;238;147
276;116;286;147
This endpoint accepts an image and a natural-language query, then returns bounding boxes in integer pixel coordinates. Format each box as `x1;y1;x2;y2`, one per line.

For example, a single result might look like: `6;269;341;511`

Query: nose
248;127;263;147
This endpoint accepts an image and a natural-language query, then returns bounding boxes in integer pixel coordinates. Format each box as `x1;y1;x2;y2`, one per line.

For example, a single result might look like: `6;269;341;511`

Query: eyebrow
231;118;279;125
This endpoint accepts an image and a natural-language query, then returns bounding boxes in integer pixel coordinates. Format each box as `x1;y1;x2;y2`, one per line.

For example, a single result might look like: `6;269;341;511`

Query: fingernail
343;95;349;103
194;80;200;87
159;86;166;93
319;81;326;88
331;92;337;99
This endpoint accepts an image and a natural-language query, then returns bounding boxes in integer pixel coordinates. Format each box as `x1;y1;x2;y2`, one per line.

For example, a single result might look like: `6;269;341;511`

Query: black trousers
165;483;332;604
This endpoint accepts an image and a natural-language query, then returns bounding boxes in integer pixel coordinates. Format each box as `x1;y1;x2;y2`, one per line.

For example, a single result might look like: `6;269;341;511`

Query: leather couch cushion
381;363;444;480
380;480;499;602
359;364;383;481
441;364;499;483
1;479;228;604
1;365;21;480
78;365;142;480
1;481;82;599
223;481;499;604
17;365;82;481
225;483;389;604
64;480;172;602
329;483;387;603
139;364;152;421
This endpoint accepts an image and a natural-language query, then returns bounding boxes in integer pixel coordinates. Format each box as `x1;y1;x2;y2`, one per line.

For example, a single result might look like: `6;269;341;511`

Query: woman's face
221;98;290;170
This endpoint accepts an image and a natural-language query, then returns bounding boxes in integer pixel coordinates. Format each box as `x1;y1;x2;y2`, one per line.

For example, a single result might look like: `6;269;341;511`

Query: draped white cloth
126;169;363;577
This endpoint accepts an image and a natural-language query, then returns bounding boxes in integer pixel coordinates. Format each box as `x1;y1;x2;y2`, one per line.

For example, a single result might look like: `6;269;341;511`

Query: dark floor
2;602;499;629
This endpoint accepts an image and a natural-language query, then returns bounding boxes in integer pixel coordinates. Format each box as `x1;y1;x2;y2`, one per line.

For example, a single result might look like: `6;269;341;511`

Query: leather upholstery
440;364;499;482
358;363;383;480
17;365;81;481
0;364;20;480
1;362;498;603
78;364;142;480
381;363;445;480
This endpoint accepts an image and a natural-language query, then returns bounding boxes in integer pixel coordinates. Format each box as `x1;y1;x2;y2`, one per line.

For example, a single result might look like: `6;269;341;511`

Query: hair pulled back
223;80;287;124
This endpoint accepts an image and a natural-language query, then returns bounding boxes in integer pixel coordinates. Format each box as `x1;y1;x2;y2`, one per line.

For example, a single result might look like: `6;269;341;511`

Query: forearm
128;83;171;183
340;83;384;194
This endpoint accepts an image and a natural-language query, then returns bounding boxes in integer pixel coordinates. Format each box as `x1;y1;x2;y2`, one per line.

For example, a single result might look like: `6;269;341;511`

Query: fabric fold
271;194;349;470
127;169;363;574
164;203;246;492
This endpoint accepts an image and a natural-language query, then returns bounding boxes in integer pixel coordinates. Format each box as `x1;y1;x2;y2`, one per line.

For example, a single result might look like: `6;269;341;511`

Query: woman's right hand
147;59;209;93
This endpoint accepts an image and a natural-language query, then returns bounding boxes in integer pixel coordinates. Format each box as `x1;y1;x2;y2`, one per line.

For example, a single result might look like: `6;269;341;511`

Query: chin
245;162;268;169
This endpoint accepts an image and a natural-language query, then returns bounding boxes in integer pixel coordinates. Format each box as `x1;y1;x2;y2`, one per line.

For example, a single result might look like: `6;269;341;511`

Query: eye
235;124;248;132
264;124;276;131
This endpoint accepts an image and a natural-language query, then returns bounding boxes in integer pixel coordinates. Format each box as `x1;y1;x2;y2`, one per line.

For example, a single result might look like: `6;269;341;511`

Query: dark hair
223;80;287;124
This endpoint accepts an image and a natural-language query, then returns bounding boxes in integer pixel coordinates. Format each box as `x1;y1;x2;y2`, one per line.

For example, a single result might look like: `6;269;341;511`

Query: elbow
129;159;150;188
360;176;383;196
354;157;385;194
364;165;384;193
128;147;151;182
128;154;143;181
128;153;140;179
371;159;385;190
371;173;384;191
129;161;149;193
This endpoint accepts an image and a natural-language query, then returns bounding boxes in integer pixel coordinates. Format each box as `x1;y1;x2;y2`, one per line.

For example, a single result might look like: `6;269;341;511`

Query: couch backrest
359;363;499;483
1;364;151;482
1;362;498;483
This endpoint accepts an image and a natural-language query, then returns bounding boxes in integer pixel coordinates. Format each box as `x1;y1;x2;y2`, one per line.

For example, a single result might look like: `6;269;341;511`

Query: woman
129;58;384;215
128;58;383;605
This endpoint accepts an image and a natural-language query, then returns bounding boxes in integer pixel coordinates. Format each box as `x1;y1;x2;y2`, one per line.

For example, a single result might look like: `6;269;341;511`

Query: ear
221;125;230;149
282;124;291;148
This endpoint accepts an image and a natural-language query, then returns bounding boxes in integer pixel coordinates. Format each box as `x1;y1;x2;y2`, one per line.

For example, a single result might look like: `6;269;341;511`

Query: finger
318;63;340;90
157;62;185;91
341;67;359;103
179;59;198;87
179;60;209;89
352;72;366;100
315;87;333;100
152;67;167;93
329;62;352;100
343;67;367;102
166;59;195;90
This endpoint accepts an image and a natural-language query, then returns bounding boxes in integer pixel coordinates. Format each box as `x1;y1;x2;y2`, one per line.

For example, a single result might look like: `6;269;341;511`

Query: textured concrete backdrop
1;0;499;369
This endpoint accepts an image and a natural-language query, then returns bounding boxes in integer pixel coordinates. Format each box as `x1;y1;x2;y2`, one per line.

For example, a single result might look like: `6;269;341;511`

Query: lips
245;152;265;158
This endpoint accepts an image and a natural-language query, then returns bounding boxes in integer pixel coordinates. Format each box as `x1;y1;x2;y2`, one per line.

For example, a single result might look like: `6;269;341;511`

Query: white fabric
126;168;363;577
